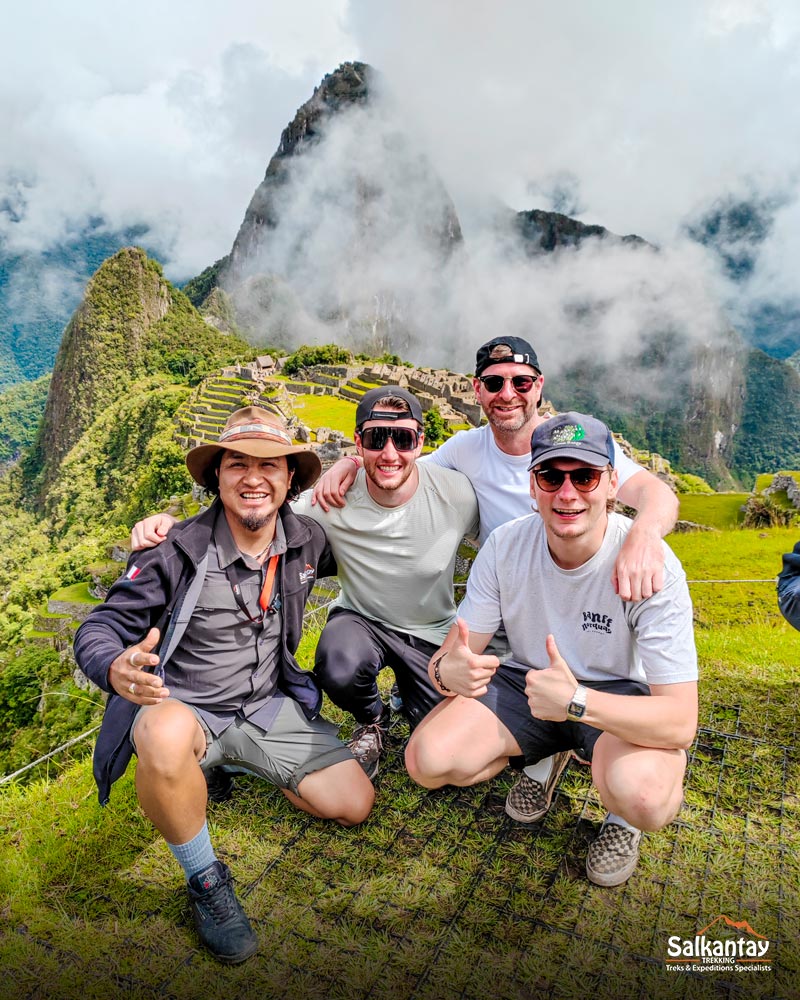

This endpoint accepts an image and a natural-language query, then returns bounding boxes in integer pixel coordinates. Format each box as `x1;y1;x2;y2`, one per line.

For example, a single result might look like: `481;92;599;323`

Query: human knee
315;631;375;697
595;760;684;832
405;731;465;788
134;702;202;774
334;781;375;826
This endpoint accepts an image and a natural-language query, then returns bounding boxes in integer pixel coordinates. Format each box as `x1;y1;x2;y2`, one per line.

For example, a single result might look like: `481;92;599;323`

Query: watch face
568;700;586;719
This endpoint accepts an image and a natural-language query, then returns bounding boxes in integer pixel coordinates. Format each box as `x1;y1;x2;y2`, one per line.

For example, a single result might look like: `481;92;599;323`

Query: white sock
522;755;557;784
604;811;638;831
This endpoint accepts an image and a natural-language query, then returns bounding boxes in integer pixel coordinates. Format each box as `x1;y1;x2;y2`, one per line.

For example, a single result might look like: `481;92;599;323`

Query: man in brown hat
74;408;374;965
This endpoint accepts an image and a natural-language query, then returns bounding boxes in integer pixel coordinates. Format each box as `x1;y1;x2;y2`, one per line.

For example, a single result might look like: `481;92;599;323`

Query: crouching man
405;412;697;886
74;408;373;963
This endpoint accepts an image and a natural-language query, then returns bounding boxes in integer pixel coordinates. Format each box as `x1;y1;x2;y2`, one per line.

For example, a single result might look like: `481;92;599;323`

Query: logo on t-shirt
299;564;315;584
582;611;612;634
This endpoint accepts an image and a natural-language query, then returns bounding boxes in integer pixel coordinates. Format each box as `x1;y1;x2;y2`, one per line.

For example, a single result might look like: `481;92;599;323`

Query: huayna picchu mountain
23;247;251;502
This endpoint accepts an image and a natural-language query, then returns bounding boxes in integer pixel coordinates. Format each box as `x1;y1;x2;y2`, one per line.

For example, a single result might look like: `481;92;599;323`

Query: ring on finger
129;652;141;668
129;682;136;694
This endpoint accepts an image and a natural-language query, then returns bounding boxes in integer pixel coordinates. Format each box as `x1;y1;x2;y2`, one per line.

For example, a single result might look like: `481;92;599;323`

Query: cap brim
186;440;322;492
528;446;611;470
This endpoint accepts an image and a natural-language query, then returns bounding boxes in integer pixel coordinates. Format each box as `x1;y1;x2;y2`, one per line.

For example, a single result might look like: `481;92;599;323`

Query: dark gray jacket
74;501;336;804
778;540;800;631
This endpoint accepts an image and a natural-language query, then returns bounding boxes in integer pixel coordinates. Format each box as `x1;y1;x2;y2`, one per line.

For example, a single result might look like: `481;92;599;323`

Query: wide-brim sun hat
186;406;322;493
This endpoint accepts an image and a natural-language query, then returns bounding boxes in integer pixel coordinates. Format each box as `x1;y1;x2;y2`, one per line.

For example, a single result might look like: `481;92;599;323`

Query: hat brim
186;439;322;493
528;446;612;470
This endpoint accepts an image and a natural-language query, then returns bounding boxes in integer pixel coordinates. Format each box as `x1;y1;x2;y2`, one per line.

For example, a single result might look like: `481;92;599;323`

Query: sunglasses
358;426;420;452
478;374;538;393
533;467;608;493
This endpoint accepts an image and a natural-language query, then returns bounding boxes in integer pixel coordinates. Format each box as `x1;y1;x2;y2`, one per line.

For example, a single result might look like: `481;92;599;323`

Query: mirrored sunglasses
533;467;608;493
359;426;420;452
478;374;537;393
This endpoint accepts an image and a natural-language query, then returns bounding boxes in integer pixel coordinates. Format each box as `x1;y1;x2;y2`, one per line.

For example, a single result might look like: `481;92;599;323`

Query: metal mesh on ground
3;704;796;1000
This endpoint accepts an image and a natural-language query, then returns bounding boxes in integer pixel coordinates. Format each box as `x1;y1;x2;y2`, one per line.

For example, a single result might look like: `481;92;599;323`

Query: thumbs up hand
525;634;578;721
431;619;500;699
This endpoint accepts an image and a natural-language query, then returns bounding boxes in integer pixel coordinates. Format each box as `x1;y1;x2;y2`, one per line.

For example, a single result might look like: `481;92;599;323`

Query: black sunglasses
478;374;538;393
358;426;420;452
533;467;608;493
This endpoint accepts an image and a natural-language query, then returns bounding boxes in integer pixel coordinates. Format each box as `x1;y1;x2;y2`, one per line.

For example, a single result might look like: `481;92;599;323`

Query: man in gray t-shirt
406;412;698;888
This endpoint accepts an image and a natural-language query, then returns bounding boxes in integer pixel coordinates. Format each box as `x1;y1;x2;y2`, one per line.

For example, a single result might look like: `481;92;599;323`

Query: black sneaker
187;860;258;963
349;706;390;780
204;766;235;803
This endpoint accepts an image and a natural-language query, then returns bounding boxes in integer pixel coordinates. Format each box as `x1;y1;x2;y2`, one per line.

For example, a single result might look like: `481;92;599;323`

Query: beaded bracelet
432;651;452;693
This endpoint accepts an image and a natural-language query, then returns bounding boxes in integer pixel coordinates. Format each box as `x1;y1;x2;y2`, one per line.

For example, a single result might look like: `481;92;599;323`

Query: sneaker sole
210;936;259;965
504;753;571;824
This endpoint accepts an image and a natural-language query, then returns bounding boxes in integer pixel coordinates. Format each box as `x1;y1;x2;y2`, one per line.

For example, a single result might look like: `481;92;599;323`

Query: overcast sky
2;0;799;334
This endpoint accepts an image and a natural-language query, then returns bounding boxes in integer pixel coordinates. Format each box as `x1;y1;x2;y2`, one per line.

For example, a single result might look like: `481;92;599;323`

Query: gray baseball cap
528;411;615;469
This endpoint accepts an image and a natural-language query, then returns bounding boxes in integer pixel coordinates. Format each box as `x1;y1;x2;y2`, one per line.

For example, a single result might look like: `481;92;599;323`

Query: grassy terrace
0;528;797;999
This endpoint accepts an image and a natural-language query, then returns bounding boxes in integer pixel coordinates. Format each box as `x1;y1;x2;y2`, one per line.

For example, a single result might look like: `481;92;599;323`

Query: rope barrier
0;725;100;785
0;578;779;786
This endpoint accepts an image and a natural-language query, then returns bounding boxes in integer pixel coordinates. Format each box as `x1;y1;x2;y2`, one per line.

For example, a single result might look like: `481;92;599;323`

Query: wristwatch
566;684;588;721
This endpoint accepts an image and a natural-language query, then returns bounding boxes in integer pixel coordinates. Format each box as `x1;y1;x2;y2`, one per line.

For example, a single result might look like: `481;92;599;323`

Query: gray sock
167;821;217;881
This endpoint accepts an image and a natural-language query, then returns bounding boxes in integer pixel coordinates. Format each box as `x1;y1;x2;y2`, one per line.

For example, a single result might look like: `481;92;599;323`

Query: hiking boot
504;751;571;823
204;766;235;803
187;860;258;963
585;818;642;887
349;706;390;780
389;682;404;713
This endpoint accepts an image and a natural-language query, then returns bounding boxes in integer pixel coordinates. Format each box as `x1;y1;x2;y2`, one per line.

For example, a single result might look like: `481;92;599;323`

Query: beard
237;511;276;533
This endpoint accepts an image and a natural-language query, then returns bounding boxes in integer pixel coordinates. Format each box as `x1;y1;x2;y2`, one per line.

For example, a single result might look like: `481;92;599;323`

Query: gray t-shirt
458;512;697;686
294;463;479;645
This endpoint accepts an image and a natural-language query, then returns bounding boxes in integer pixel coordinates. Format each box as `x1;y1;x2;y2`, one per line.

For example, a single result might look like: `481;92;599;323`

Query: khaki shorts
132;696;353;795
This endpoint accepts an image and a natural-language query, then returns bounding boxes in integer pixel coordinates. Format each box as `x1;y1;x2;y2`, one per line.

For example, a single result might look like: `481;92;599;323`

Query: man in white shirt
313;337;679;823
404;412;697;886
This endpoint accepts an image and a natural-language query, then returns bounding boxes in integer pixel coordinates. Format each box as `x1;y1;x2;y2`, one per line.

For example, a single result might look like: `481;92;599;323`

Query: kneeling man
74;409;373;963
405;412;697;886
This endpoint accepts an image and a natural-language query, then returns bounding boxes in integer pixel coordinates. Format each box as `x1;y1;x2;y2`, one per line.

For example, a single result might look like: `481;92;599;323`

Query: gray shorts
479;666;650;767
131;696;353;795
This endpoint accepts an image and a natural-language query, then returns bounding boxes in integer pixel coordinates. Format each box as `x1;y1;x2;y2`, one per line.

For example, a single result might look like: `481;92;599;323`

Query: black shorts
478;666;650;766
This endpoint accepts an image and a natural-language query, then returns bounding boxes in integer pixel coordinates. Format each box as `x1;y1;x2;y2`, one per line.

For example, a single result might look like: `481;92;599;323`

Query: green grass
755;470;800;492
289;393;358;437
48;582;101;604
677;493;748;528
1;525;798;999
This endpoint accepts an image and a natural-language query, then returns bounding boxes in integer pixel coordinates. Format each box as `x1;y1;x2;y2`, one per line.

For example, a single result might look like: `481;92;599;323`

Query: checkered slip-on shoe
504;751;571;823
585;817;642;886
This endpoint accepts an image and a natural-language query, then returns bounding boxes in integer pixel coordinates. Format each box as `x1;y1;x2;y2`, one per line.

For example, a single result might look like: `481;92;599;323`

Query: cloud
0;0;353;276
223;94;732;406
1;0;797;364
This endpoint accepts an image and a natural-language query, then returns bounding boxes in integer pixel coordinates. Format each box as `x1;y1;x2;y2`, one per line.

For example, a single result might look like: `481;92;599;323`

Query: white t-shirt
458;513;697;686
425;423;642;545
294;464;479;645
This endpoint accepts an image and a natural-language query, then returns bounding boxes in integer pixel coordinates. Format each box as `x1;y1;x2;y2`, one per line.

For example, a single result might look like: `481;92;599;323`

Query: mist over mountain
0;224;151;391
2;61;800;484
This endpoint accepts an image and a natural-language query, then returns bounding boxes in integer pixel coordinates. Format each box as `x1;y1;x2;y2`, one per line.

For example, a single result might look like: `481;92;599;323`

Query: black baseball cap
528;412;615;469
475;336;541;377
355;386;424;428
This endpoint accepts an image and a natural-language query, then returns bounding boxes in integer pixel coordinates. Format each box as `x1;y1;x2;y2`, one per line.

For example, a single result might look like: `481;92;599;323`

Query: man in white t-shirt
404;412;697;886
313;336;679;824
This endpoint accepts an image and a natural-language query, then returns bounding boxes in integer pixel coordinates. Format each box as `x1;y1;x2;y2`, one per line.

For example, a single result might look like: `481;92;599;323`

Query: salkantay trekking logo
549;423;585;445
299;564;315;584
582;611;612;634
665;915;771;974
